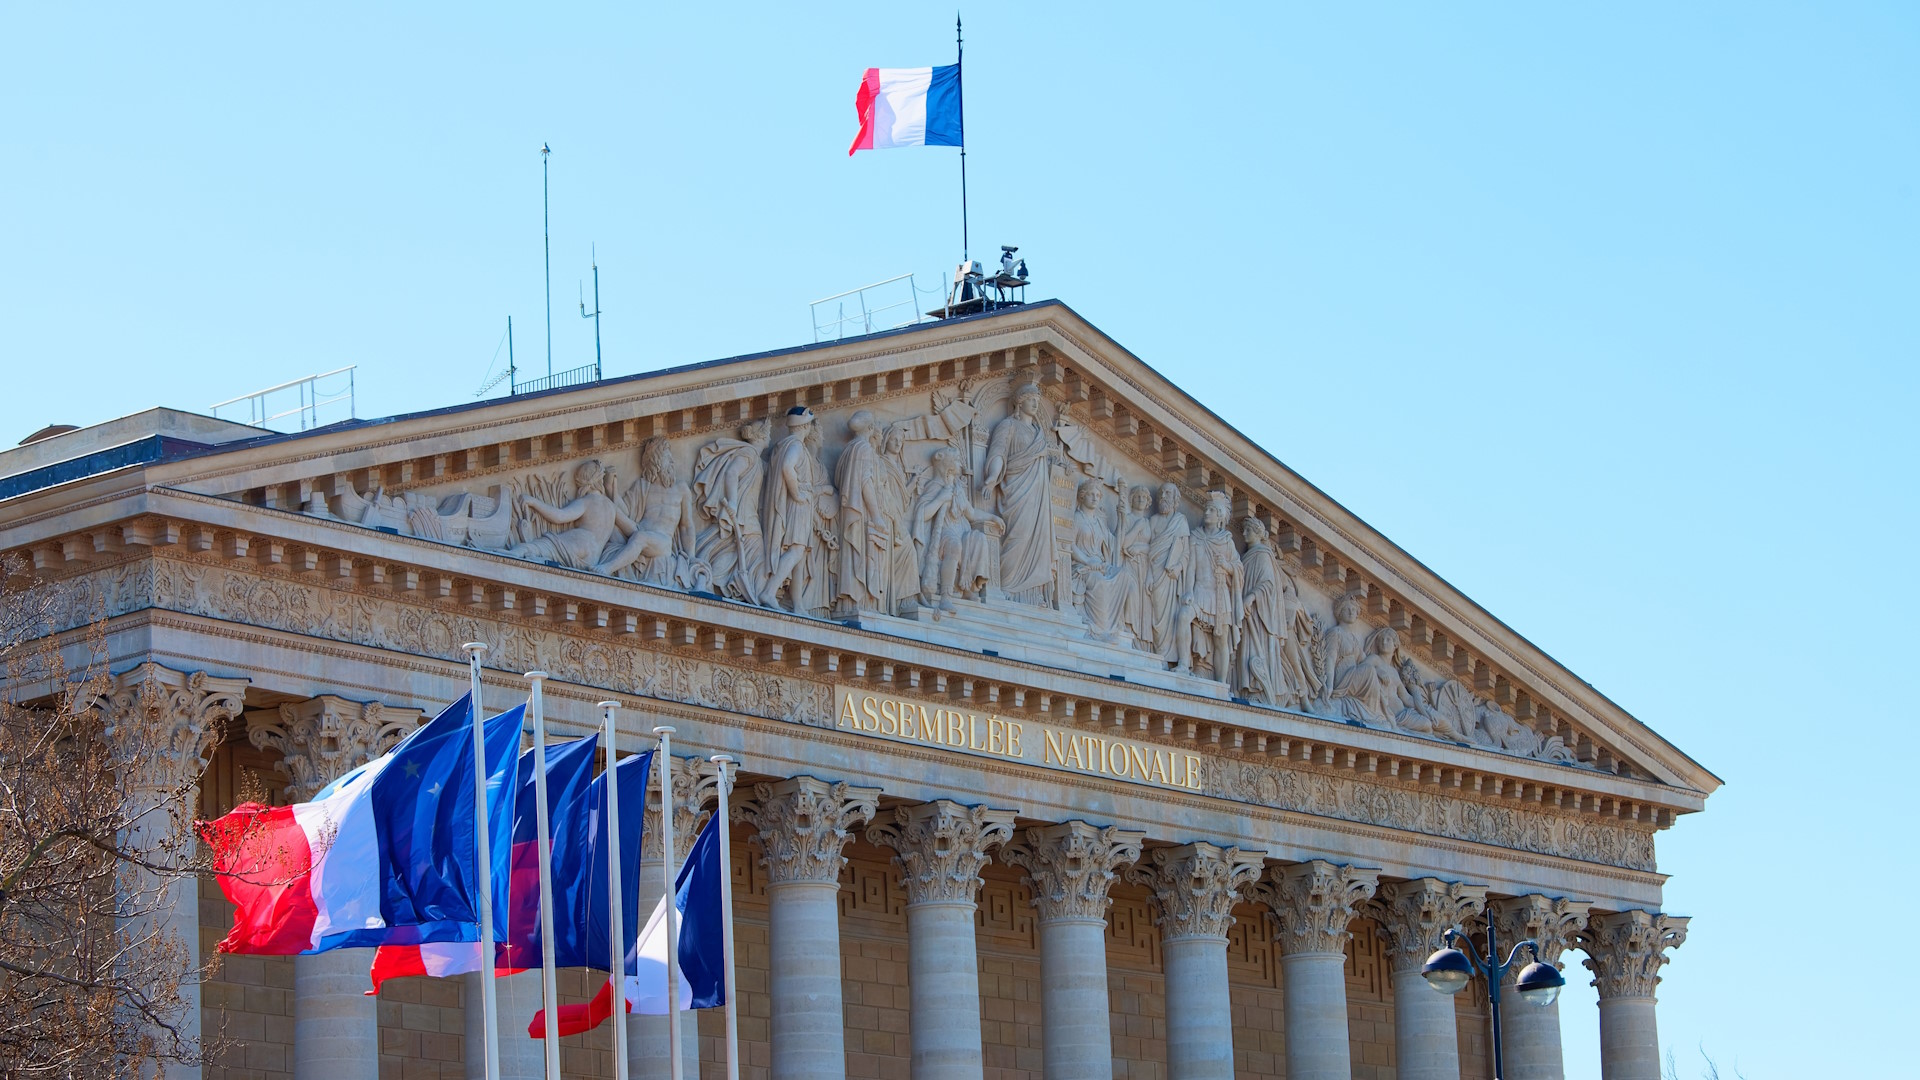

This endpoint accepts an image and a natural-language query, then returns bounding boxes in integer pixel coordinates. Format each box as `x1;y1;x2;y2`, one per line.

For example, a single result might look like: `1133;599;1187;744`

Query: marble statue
691;420;770;606
834;411;904;618
1118;485;1155;648
508;459;634;571
980;383;1056;605
595;438;701;586
912;446;1003;613
1145;482;1192;662
1174;492;1244;681
1314;593;1367;711
1237;517;1318;708
1069;480;1144;645
875;424;923;615
1327;626;1420;728
762;407;838;618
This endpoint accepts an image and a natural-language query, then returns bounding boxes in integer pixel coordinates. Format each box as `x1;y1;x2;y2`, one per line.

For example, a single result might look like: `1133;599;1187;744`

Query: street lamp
1421;920;1566;1079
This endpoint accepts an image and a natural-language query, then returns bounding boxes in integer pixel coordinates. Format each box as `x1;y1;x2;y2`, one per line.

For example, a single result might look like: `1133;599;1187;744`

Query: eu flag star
428;782;442;796
402;759;422;779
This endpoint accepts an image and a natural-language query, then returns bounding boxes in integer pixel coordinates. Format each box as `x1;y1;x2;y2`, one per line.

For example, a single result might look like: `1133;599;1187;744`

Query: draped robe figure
1174;493;1244;681
1069;480;1143;645
833;412;893;617
876;426;923;614
691;421;770;605
1237;517;1309;707
1329;627;1420;728
1314;594;1368;712
1119;486;1155;649
980;385;1055;604
762;408;837;618
913;447;1002;611
1145;483;1192;662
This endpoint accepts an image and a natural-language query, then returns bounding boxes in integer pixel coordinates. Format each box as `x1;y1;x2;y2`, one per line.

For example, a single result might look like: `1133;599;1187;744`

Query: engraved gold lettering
1148;750;1169;784
1008;722;1022;758
842;694;860;729
1127;745;1149;779
987;716;1004;755
968;713;988;752
1187;755;1203;790
1043;728;1065;765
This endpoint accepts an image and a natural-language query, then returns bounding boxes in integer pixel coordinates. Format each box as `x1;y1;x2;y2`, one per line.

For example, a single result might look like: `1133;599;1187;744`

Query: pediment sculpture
300;372;1576;766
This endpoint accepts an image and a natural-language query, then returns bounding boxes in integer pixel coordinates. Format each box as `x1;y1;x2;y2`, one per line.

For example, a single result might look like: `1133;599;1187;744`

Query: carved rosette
867;800;1017;907
1126;842;1266;942
736;776;881;886
1489;894;1593;981
246;696;422;800
1000;821;1146;924
81;662;249;796
1369;878;1489;974
645;754;717;863
1578;910;1689;1000
1248;860;1380;956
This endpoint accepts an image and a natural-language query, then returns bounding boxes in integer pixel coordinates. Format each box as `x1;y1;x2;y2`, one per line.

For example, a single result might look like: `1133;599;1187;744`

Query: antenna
542;142;553;379
475;316;518;397
579;245;602;378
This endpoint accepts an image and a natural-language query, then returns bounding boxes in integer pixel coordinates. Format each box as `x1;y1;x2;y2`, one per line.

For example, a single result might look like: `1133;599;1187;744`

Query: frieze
64;556;1656;872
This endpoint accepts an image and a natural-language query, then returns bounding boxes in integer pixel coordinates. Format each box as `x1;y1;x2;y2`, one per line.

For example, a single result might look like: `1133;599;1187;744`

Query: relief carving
1069;479;1145;646
690;420;771;606
1237;516;1319;709
979;383;1058;606
1173;491;1243;682
911;447;1001;613
762;407;838;618
999;820;1145;923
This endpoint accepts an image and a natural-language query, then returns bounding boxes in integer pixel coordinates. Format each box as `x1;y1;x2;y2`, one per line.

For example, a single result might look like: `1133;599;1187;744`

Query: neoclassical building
1;301;1714;1080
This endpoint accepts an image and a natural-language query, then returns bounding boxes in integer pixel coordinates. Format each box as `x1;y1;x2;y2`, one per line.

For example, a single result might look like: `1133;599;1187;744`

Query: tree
0;552;239;1076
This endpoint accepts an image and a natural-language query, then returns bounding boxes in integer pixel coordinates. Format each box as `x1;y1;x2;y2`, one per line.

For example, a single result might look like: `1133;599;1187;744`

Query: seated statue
595;437;700;585
1328;627;1422;728
912;447;1003;613
1070;479;1143;645
509;459;631;571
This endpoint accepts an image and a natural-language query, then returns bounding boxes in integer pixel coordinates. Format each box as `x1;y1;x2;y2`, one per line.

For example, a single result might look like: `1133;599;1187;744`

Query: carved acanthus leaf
1000;821;1146;923
736;777;880;886
1489;894;1594;976
1367;878;1489;974
1578;910;1689;1000
867;800;1017;906
246;696;421;801
1248;860;1380;956
1125;842;1266;941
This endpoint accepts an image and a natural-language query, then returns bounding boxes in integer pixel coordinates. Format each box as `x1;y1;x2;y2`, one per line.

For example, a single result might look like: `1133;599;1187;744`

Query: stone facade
2;301;1717;1079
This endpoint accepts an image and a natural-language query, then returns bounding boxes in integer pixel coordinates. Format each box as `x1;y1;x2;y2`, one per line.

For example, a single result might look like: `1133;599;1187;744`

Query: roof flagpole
957;13;968;264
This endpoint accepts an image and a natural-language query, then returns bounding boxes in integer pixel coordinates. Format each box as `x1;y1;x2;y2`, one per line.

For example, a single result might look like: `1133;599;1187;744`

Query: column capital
867;799;1016;906
1367;878;1488;974
246;696;422;800
646;754;718;863
1489;893;1593;977
1000;820;1145;923
1126;842;1266;942
1248;860;1380;956
1578;909;1689;1000
82;662;248;794
736;775;880;886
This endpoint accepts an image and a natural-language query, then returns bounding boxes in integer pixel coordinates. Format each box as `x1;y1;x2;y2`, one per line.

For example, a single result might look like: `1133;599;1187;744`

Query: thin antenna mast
542;142;553;378
579;245;602;378
957;13;968;263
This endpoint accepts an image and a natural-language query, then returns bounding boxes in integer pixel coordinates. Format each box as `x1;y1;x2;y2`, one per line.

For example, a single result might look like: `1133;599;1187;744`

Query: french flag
848;64;963;155
199;695;523;956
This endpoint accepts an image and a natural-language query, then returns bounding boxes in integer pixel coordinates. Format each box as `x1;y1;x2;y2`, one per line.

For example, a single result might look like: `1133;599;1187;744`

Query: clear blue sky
5;4;1915;1075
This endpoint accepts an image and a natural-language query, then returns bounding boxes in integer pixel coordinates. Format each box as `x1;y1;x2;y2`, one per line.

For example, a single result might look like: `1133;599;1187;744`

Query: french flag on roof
848;64;963;155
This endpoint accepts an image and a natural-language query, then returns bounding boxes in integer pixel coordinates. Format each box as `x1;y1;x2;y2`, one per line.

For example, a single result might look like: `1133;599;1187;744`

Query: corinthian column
248;696;418;1080
738;776;881;1080
1247;861;1378;1080
1001;822;1145;1080
88;662;249;1080
1369;879;1488;1080
1489;895;1592;1080
868;801;1017;1080
1128;844;1264;1080
1579;911;1689;1080
628;755;715;1080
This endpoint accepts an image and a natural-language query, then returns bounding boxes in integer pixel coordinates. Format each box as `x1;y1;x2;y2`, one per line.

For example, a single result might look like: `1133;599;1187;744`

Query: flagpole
526;672;563;1080
957;13;968;263
601;701;630;1080
654;725;685;1080
462;643;502;1080
708;755;741;1080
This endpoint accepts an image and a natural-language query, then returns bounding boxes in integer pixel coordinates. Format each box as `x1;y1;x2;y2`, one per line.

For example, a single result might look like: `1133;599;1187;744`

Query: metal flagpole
653;725;685;1080
542;143;553;379
708;755;741;1080
462;643;502;1080
957;14;968;263
600;701;630;1080
526;671;562;1080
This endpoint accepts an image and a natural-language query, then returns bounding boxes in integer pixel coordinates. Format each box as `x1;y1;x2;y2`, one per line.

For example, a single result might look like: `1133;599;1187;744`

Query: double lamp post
1420;918;1567;1079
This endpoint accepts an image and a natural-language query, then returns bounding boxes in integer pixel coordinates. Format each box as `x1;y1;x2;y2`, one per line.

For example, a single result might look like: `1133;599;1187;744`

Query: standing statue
833;411;898;618
1314;594;1368;711
980;383;1056;605
762;407;838;618
595;437;700;585
1145;482;1192;661
1237;517;1317;708
876;425;923;615
912;447;1003;613
691;420;771;605
1174;492;1244;681
1118;485;1156;648
1327;627;1420;728
1069;480;1143;645
509;459;632;571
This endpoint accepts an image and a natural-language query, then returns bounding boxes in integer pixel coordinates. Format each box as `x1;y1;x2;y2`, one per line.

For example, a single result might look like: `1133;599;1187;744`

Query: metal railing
810;273;929;342
513;362;601;395
210;366;357;431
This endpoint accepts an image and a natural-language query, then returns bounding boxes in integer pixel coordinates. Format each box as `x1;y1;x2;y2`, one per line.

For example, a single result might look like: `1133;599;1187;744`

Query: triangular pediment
149;302;1715;799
